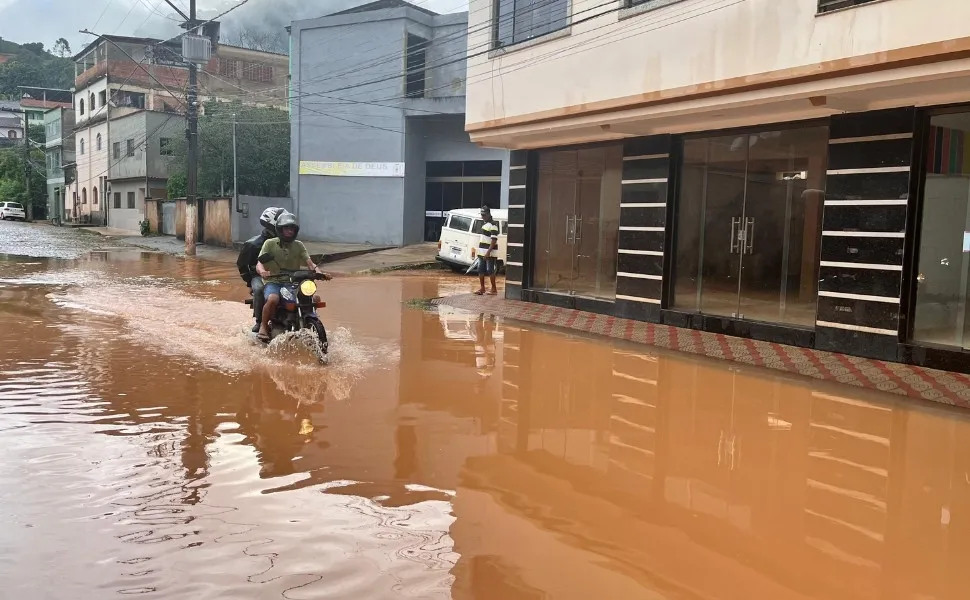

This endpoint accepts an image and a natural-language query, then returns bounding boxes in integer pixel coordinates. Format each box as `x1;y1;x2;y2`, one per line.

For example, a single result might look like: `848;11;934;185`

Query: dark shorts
263;282;283;300
478;256;497;276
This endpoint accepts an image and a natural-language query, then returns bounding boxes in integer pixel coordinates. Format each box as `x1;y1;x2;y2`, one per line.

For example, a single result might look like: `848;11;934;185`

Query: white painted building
464;0;970;371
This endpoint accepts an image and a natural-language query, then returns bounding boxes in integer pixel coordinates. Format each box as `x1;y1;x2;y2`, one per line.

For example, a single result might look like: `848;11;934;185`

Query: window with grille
126;139;134;157
244;62;273;83
113;192;121;209
405;34;427;98
219;58;238;78
160;138;173;156
818;0;880;12
127;191;136;209
493;0;569;49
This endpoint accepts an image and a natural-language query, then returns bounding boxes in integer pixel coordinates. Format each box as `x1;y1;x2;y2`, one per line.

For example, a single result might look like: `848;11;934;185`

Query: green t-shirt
258;238;310;282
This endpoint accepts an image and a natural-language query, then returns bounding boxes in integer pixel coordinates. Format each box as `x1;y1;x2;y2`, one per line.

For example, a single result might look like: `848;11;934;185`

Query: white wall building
463;0;970;372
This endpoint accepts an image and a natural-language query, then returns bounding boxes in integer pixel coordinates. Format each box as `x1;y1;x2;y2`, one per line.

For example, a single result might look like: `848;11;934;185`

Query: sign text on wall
299;161;406;178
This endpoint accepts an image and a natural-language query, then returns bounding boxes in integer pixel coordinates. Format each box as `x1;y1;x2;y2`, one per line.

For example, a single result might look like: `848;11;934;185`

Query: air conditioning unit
182;34;212;64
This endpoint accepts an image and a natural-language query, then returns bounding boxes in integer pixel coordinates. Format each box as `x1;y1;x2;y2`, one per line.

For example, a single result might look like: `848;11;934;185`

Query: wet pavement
4;220;970;599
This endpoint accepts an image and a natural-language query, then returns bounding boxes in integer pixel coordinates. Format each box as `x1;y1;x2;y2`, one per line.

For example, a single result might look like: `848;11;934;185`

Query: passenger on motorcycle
255;211;331;342
236;206;285;333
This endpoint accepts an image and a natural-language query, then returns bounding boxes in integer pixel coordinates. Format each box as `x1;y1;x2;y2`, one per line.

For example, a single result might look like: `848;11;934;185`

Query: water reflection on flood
1;248;970;598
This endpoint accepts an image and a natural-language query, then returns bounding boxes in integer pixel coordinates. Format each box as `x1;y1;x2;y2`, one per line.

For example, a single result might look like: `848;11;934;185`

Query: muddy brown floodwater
3;222;970;599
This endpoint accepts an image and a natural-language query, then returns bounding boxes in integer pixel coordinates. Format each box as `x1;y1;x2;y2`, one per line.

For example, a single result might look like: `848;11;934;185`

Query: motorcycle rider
237;206;285;333
255;211;331;342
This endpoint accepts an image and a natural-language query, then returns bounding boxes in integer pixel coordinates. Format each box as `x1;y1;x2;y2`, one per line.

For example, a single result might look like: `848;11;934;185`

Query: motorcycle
245;270;329;355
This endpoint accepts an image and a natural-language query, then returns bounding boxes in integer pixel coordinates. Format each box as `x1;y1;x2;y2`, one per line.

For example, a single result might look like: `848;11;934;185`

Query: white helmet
259;207;285;234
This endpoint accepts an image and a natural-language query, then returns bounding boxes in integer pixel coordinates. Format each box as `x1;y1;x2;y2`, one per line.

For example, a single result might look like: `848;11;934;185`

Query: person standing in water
476;206;499;296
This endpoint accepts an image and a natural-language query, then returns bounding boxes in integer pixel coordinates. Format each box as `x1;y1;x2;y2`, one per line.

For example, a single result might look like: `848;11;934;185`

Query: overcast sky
0;0;467;55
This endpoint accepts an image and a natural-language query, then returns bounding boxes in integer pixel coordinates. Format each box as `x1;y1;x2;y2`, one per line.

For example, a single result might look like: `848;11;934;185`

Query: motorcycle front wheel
307;318;329;355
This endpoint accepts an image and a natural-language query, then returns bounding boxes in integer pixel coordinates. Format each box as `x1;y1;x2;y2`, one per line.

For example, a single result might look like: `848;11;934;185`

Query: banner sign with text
299;161;406;178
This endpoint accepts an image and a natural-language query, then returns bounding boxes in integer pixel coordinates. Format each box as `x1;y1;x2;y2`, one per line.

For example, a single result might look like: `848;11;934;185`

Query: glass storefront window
533;145;623;299
913;113;970;348
673;126;828;328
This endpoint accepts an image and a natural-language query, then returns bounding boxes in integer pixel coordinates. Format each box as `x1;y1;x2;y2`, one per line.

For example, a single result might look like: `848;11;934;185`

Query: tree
223;27;287;54
167;101;290;199
0;40;73;98
53;38;71;58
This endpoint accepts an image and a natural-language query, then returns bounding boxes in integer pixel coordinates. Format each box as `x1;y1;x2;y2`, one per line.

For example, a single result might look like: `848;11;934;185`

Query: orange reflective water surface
2;239;970;599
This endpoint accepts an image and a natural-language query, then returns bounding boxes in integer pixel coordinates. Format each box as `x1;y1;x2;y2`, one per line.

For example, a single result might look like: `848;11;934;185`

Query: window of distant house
7;130;15;139
113;141;121;160
99;90;107;107
127;191;136;209
79;98;84;115
159;137;173;156
113;192;121;209
89;93;96;110
126;139;134;157
96;133;102;151
243;62;274;83
81;188;87;204
405;34;427;98
818;0;880;12
493;0;569;48
92;186;98;205
219;58;238;78
79;139;85;154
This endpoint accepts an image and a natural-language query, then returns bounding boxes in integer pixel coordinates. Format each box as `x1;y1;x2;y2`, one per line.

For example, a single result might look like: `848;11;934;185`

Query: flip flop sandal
473;290;486;296
257;332;271;343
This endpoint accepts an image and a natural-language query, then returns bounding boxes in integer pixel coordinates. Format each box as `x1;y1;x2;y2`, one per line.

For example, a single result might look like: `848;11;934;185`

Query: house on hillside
0;114;23;148
19;86;72;132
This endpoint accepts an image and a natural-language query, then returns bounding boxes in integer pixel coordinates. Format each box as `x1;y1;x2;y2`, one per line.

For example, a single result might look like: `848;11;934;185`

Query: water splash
47;282;377;401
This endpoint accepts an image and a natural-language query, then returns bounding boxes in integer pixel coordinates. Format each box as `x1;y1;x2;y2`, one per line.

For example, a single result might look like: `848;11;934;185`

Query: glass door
534;146;622;300
674;126;828;328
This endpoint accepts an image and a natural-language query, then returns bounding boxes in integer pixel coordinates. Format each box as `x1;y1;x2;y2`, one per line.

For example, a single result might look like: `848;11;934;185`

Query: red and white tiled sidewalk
436;294;970;409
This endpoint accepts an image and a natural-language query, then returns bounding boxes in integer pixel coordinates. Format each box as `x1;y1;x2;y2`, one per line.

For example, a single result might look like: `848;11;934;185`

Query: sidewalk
83;228;439;274
436;293;970;408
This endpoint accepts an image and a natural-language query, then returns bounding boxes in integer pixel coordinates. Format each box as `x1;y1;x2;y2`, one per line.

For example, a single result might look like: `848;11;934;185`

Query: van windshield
448;215;472;232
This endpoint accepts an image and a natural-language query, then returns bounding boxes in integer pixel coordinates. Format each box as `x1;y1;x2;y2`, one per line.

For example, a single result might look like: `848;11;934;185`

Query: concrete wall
107;180;144;232
465;0;970;146
291;7;508;245
291;16;410;245
109;111;179;181
231;195;294;243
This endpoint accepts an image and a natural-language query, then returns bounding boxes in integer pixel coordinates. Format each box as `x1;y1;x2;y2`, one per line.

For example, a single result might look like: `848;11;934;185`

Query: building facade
19;87;72;131
45;107;75;223
65;34;289;230
464;0;970;371
290;0;509;246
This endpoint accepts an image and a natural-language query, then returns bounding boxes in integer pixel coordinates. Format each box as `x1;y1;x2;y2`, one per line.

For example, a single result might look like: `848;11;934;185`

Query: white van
436;208;508;271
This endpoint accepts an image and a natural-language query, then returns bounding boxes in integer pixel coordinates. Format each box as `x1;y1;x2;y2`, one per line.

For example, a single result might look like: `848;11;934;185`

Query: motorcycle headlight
300;280;317;296
280;286;296;301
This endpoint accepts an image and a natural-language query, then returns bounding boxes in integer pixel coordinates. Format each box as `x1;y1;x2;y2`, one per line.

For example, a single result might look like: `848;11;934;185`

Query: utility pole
23;129;32;222
232;112;238;215
184;0;199;256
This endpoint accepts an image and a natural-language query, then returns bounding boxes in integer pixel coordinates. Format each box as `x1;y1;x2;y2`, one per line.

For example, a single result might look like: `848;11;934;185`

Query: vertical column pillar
504;149;530;300
615;135;672;322
816;108;916;361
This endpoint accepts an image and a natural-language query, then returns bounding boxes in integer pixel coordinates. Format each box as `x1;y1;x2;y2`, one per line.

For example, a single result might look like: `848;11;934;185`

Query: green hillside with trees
0;38;74;98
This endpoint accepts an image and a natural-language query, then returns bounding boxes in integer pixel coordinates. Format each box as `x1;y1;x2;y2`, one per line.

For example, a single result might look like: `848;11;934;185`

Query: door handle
744;217;755;255
565;214;572;245
575;215;583;244
730;217;741;254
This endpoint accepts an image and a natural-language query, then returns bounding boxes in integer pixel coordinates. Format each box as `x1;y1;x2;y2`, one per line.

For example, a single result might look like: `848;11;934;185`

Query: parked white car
0;201;25;221
435;208;507;271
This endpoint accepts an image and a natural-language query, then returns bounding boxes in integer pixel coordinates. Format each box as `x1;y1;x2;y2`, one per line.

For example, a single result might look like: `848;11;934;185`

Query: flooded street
4;221;970;599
